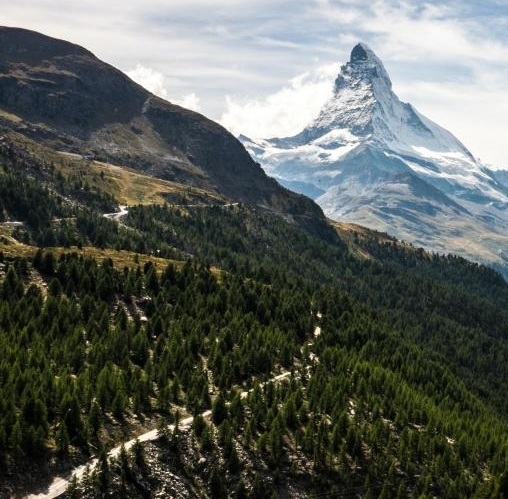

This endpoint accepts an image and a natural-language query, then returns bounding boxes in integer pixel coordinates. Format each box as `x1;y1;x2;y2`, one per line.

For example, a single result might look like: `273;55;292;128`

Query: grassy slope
1;129;226;206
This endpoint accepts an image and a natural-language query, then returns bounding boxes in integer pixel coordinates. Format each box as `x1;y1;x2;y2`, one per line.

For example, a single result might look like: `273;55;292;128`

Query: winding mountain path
23;362;301;498
25;412;209;499
103;205;129;221
25;313;320;499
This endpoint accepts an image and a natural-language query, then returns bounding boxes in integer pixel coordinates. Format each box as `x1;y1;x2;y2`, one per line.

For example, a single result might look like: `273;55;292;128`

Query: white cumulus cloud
126;64;169;99
220;64;337;139
125;65;202;112
174;93;202;112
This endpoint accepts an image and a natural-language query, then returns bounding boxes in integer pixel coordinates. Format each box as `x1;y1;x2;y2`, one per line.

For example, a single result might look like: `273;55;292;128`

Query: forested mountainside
1;26;508;499
1;130;508;498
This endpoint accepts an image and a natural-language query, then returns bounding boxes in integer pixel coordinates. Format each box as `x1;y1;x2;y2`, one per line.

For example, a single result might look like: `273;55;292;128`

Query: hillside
2;148;508;496
0;26;322;226
1;28;508;499
2;201;508;498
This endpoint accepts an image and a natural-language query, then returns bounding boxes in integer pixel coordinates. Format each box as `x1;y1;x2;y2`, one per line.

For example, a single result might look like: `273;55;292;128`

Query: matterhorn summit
241;44;508;278
306;43;473;157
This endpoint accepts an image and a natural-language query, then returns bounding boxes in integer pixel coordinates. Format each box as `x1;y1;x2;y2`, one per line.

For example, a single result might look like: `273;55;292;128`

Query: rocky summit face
242;43;508;278
0;26;324;226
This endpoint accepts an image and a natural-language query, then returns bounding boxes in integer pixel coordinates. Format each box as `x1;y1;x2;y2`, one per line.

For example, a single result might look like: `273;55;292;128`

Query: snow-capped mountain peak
335;42;393;96
336;42;392;97
307;43;473;162
241;44;508;279
305;43;392;140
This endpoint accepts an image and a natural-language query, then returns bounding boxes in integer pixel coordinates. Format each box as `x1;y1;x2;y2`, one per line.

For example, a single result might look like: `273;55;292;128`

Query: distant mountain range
241;43;508;278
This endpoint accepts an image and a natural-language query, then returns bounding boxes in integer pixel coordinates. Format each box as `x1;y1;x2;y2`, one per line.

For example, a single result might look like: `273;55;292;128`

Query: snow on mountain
493;169;508;190
241;43;508;279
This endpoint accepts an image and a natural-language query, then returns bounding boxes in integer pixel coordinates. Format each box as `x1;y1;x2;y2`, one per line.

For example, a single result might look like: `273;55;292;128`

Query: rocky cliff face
0;26;324;226
0;27;146;132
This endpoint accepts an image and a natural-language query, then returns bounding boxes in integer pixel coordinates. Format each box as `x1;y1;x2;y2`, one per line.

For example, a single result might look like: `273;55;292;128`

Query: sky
3;0;508;168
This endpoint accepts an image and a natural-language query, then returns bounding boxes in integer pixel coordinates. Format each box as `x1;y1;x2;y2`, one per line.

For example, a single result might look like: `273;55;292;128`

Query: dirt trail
23;365;297;498
103;205;128;220
24;412;209;499
24;319;321;498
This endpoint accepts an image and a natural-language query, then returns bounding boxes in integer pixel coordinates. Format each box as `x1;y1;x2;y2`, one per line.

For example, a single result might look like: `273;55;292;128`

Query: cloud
366;2;508;66
175;93;202;112
125;65;202;112
126;64;168;99
310;0;508;66
220;64;337;138
396;79;508;169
